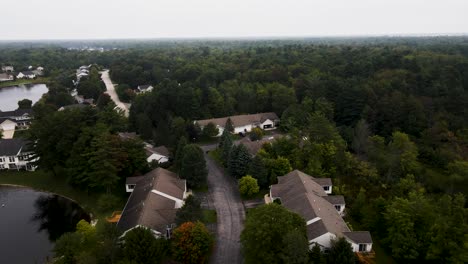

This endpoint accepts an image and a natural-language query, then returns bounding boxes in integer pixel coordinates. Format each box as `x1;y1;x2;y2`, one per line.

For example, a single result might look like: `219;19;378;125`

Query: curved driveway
202;145;245;264
100;70;130;117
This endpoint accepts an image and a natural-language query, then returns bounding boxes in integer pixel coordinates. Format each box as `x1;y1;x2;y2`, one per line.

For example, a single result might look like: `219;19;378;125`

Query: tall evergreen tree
174;137;188;171
248;156;269;189
228;144;252;179
219;130;233;165
180;144;207;188
327;237;356;264
225;118;234;133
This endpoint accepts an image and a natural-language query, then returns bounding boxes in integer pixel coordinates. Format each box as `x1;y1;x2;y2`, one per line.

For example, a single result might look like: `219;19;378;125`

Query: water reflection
31;194;91;241
0;83;48;111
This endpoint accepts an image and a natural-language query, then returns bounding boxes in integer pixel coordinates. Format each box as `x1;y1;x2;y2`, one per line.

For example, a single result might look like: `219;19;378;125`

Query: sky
2;0;467;40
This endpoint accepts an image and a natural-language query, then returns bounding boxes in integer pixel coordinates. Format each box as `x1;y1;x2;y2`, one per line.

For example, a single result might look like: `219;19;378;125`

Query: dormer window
334;205;341;211
323;186;330;191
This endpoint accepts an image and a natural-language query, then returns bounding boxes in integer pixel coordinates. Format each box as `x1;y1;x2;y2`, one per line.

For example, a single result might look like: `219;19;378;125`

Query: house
118;168;187;238
117;132;138;140
236;137;275;156
0;118;17;139
269;170;372;252
137;85;154;93
17;71;36;79
1;66;14;72
58;104;90;111
195;112;280;137
146;145;170;164
0;73;14;82
0;138;37;171
0;109;33;129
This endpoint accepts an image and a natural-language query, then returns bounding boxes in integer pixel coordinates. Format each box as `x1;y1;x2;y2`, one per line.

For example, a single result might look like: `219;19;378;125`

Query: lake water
0;84;49;111
0;186;90;263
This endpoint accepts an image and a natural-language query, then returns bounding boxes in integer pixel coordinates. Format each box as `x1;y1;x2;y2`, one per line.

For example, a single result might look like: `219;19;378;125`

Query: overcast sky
2;0;467;40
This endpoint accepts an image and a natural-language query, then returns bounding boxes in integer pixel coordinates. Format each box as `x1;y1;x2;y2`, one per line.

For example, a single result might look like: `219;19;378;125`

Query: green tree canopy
122;227;168;264
240;203;308;264
180;144;208;188
238;175;260;197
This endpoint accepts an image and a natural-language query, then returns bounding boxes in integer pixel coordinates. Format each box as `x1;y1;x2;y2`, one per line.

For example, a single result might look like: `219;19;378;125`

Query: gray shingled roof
271;170;354;241
236;137;272;156
125;176;144;185
343;231;373;244
117;168;185;233
312;177;332;186
153;146;170;157
307;220;328;239
323;195;346;205
0;139;28;156
196;112;279;128
0;109;33;118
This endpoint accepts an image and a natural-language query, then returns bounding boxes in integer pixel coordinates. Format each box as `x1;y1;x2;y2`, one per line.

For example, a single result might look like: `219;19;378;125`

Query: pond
0;84;49;111
0;186;90;263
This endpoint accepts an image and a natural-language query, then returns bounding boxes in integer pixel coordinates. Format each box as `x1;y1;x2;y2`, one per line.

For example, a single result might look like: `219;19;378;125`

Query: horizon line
1;33;468;42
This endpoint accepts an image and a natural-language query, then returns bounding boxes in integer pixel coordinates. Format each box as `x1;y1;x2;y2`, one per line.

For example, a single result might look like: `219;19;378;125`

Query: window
334;205;341;211
323;186;330;191
0;164;4;169
0;157;4;163
9;157;15;162
359;244;367;252
128;184;135;190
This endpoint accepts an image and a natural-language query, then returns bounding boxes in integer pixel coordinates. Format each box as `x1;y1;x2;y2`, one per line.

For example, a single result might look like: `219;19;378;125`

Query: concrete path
201;145;245;264
100;70;129;117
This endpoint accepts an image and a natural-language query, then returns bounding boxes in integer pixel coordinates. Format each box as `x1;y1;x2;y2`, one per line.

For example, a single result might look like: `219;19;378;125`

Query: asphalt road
100;70;130;117
202;145;245;264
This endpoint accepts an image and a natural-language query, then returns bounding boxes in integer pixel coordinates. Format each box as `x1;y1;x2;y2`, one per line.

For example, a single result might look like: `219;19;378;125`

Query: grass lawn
0;170;127;219
0;77;50;88
241;189;268;201
202;209;217;224
208;148;223;165
196;135;220;145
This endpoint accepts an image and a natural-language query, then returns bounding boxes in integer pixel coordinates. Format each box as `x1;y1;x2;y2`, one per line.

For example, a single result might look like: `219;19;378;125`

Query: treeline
29;96;147;199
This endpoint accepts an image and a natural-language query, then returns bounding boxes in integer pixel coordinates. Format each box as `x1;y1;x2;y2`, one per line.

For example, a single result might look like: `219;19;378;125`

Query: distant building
17;71;36;79
137;85;154;93
0;73;14;82
0;138;37;171
269;170;372;252
195;112;280;137
145;145;170;164
118;168;187;238
0;109;34;129
1;66;14;72
58;104;90;111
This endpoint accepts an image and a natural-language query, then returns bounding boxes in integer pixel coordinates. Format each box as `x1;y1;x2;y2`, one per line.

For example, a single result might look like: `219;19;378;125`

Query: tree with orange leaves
171;221;213;264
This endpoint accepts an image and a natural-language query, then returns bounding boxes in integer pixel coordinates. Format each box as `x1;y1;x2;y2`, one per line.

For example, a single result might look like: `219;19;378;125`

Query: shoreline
0;78;49;89
0;183;92;217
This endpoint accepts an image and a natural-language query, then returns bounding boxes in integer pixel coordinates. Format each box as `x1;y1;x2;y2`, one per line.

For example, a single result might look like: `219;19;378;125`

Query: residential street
201;145;245;264
100;70;130;117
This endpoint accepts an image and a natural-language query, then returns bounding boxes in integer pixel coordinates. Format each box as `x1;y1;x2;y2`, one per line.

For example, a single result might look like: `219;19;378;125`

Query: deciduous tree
171;221;213;264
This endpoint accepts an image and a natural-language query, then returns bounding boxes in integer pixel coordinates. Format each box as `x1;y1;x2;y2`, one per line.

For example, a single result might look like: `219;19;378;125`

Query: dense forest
1;37;467;263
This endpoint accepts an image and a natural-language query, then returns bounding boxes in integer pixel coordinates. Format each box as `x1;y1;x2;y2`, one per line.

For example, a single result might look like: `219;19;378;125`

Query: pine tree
180;144;208;188
220;130;233;166
248;156;269;189
225;118;234;133
229;144;252;178
174;137;188;171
